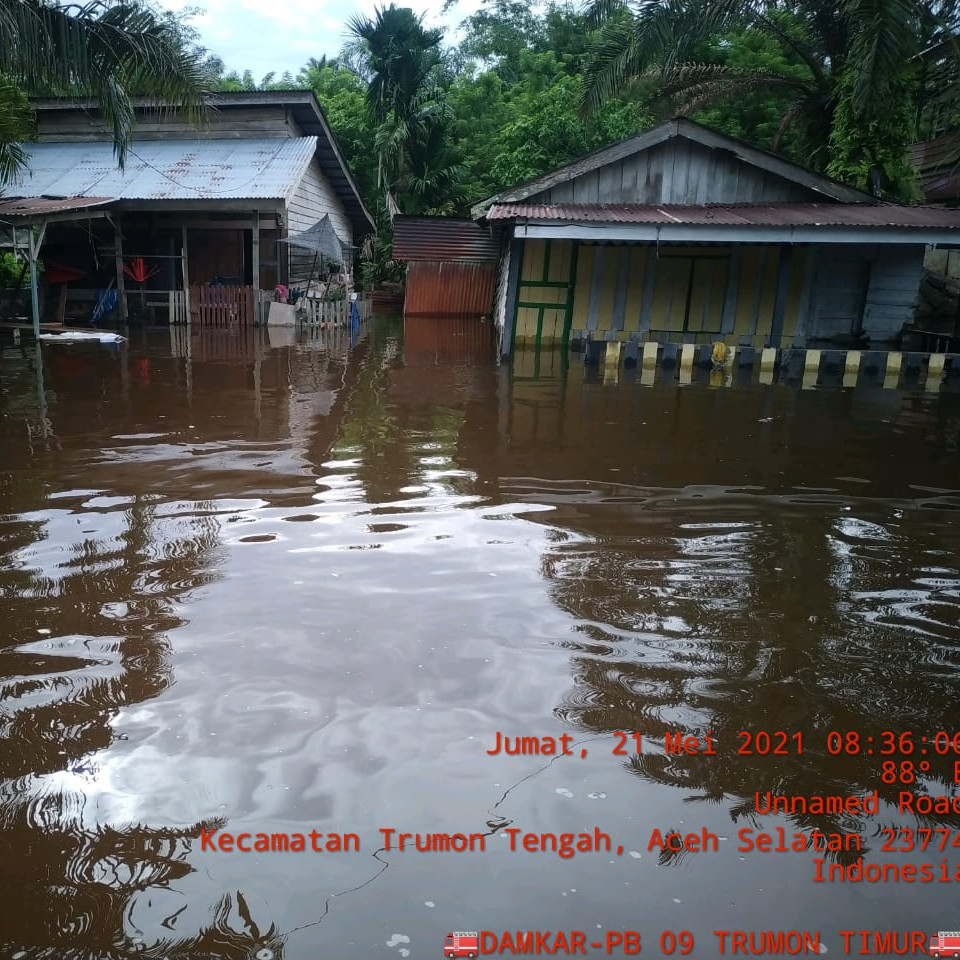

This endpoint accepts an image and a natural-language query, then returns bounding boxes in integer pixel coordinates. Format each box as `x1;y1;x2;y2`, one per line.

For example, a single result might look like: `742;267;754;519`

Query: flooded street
2;319;960;959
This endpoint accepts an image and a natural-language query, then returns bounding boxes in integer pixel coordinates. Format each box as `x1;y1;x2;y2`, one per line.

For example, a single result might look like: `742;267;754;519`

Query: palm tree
347;3;464;214
0;0;210;186
0;74;33;183
581;0;960;195
347;4;443;123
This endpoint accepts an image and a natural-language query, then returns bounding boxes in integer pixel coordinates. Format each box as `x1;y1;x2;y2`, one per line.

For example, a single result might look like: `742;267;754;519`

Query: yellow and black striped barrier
571;339;956;391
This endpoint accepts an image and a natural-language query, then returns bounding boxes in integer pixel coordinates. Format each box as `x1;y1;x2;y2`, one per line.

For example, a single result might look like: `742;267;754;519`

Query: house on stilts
435;118;960;367
1;91;374;331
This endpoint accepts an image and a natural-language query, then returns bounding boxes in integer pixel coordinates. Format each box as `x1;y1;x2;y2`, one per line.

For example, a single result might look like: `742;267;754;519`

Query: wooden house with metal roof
3;91;373;328
471;117;960;359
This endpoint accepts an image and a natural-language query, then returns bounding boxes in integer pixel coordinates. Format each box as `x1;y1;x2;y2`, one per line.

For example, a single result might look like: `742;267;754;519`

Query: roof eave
511;220;960;245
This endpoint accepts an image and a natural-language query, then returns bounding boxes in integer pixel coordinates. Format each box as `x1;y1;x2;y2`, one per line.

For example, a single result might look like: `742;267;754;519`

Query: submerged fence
169;287;371;327
296;296;373;326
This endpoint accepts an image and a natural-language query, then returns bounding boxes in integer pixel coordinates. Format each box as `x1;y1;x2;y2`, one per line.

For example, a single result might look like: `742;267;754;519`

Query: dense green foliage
198;0;958;210
203;1;653;214
0;250;28;287
581;0;959;198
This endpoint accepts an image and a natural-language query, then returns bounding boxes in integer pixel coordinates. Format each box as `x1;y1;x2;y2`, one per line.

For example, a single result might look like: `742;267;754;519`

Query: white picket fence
167;289;371;327
297;296;372;327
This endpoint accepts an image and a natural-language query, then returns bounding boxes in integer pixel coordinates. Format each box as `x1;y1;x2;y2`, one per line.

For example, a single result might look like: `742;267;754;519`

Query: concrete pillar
843;350;861;389
883;351;902;389
679;342;695;384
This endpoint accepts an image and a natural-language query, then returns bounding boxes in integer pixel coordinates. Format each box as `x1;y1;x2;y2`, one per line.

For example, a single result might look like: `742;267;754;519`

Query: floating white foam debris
425;901;435;908
628;851;642;859
818;945;828;955
387;935;410;948
37;628;51;635
556;788;574;798
587;792;606;799
39;331;125;343
255;950;275;960
399;951;410;958
672;898;681;903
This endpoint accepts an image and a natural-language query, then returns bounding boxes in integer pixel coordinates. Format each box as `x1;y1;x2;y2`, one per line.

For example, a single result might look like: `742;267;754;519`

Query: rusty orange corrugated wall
403;261;497;317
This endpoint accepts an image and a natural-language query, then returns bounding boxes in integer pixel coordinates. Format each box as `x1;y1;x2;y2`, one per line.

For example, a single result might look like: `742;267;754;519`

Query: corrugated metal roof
909;132;960;202
393;216;501;261
486;202;960;228
0;196;113;217
32;93;375;235
13;138;316;200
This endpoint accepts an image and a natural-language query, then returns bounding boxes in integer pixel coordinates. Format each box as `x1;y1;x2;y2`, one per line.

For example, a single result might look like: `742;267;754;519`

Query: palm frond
0;0;211;173
580;0;752;114
583;0;630;29
660;61;818;107
0;72;34;185
842;0;923;112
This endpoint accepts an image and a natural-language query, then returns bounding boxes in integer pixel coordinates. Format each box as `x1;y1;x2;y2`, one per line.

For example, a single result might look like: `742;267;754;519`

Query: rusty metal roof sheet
13;138;316;201
32;92;375;234
0;195;113;218
393;216;501;262
909;132;960;202
486;202;960;228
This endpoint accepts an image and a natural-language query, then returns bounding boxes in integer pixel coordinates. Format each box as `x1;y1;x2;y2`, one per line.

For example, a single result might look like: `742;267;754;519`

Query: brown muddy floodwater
2;319;960;960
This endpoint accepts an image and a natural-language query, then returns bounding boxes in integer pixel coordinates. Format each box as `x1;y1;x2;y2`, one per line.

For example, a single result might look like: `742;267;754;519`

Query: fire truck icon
930;931;960;957
444;930;479;958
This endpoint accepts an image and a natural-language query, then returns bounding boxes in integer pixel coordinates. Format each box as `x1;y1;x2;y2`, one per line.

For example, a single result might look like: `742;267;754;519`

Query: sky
162;0;483;80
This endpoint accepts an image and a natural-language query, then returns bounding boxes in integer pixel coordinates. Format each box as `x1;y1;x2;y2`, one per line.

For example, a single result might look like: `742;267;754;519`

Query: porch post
113;213;128;324
252;208;261;325
27;223;47;338
770;243;793;348
278;212;289;288
501;237;523;359
181;226;190;321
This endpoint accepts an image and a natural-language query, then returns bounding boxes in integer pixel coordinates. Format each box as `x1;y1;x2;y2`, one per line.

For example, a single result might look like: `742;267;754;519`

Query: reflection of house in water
442;368;960;858
463;119;960;358
0;335;379;958
0;494;284;957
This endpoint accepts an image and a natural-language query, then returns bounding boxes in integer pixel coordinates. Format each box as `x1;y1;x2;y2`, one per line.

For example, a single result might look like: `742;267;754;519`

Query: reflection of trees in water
542;495;960;862
0;498;282;959
328;324;485;505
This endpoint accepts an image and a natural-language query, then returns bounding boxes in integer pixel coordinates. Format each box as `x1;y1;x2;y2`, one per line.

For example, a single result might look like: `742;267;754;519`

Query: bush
0;251;28;287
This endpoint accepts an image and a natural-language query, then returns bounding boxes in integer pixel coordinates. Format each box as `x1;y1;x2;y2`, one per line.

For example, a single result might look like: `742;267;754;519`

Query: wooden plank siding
514;239;925;349
862;246;925;341
35;106;294;142
531;140;824;205
285;157;354;284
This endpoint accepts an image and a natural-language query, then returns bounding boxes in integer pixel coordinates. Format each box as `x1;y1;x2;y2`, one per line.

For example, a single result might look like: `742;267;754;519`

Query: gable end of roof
472;117;873;217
